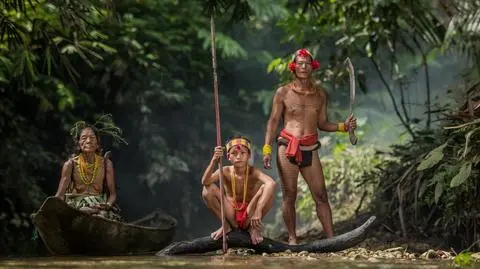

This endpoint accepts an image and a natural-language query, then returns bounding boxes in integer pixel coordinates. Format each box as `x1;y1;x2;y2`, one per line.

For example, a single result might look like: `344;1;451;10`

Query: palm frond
0;15;25;48
247;0;289;19
300;0;323;14
0;0;36;14
442;1;480;60
0;0;113;48
202;0;253;21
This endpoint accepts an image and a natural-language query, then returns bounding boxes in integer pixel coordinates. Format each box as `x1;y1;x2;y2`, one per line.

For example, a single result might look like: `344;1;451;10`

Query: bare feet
210;225;232;240
288;236;297;245
249;227;264;245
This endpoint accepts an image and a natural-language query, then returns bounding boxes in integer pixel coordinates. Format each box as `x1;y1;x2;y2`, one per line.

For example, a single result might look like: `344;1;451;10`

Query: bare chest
225;173;257;201
283;92;321;116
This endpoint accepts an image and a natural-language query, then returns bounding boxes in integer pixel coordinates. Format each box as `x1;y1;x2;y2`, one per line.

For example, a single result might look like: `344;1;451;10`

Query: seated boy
201;136;276;245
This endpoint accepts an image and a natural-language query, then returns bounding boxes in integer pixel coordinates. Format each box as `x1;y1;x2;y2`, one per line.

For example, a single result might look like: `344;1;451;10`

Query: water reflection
0;255;452;269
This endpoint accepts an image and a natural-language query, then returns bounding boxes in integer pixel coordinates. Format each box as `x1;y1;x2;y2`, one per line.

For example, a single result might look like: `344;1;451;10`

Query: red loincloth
279;129;318;164
234;202;249;230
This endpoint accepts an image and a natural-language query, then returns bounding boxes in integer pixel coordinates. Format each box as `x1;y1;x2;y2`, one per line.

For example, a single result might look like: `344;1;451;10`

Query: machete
344;57;358;145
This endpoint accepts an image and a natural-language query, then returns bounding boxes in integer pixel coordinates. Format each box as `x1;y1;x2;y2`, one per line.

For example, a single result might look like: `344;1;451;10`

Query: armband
262;144;272;156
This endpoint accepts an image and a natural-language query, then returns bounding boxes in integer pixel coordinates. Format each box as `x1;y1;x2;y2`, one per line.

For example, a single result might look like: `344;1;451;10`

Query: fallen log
157;215;376;255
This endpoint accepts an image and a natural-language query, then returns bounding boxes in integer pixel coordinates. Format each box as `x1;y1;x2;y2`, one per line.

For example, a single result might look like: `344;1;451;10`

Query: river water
0;255;452;269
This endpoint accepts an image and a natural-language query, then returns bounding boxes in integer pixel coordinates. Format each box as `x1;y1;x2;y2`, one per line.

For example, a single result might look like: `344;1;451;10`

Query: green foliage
0;0;115;84
84;0;242;189
202;0;253;21
197;29;247;59
247;0;289;20
372;116;480;250
268;0;461;138
450;163;472;188
296;144;396;224
454;251;473;268
442;1;480;60
417;142;447;171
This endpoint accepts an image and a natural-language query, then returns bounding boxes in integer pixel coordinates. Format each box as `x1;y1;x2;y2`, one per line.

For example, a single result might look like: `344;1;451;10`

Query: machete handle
349;127;358;145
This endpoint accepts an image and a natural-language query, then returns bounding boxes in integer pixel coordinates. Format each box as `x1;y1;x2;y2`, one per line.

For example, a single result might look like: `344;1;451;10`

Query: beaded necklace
77;153;101;186
230;165;249;211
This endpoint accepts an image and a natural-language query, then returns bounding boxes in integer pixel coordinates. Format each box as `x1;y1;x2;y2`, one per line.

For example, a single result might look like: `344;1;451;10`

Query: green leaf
0;73;8;82
365;42;373;57
419;170;445;198
39;97;53;112
23;50;37;80
462;127;480;158
417;180;428;198
454;251;473;267
333;142;347;155
197;28;247;59
267;58;282;73
450;163;472;188
94;42;117;54
434;181;443;204
417;142;447;171
247;0;289;19
61;45;78;54
432;171;446;183
472;154;480;166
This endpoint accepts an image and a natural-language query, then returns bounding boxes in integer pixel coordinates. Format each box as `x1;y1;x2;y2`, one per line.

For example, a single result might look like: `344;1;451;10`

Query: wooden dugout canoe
31;196;177;256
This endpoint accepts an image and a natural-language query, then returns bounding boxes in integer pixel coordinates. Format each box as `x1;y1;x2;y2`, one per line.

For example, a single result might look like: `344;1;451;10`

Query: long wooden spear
210;10;228;254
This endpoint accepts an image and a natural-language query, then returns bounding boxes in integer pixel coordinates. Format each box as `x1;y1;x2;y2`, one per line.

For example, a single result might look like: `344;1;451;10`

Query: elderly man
263;48;357;244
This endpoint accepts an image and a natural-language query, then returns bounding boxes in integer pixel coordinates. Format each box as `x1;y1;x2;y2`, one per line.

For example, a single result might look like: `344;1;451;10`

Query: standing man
263;48;357;245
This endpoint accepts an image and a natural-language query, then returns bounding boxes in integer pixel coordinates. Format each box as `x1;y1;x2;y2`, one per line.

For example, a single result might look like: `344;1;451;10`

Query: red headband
288;48;320;72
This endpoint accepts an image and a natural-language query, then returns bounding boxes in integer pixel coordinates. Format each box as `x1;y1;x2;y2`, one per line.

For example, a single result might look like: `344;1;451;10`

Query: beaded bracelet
263;144;272;156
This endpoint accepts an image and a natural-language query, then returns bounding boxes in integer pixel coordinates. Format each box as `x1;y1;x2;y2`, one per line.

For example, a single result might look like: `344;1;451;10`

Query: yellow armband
337;122;346;132
262;144;272;156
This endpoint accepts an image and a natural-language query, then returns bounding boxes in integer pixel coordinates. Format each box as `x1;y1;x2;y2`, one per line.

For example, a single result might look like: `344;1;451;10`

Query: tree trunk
157;216;376;255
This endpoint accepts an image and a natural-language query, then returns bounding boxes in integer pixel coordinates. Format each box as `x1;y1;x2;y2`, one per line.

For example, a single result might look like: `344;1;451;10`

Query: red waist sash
279;129;318;164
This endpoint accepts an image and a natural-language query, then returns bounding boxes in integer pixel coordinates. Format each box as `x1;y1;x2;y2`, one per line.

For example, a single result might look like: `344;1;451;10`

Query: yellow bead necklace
230;165;249;211
77;153;100;185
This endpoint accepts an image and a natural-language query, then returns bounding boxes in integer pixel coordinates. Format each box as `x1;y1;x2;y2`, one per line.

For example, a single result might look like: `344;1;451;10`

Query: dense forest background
0;0;478;256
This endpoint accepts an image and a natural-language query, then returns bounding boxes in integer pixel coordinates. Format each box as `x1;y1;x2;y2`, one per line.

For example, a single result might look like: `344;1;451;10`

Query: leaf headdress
69;114;128;146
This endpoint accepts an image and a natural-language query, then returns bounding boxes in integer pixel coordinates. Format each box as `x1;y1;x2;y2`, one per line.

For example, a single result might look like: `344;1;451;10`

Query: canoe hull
31;196;176;256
